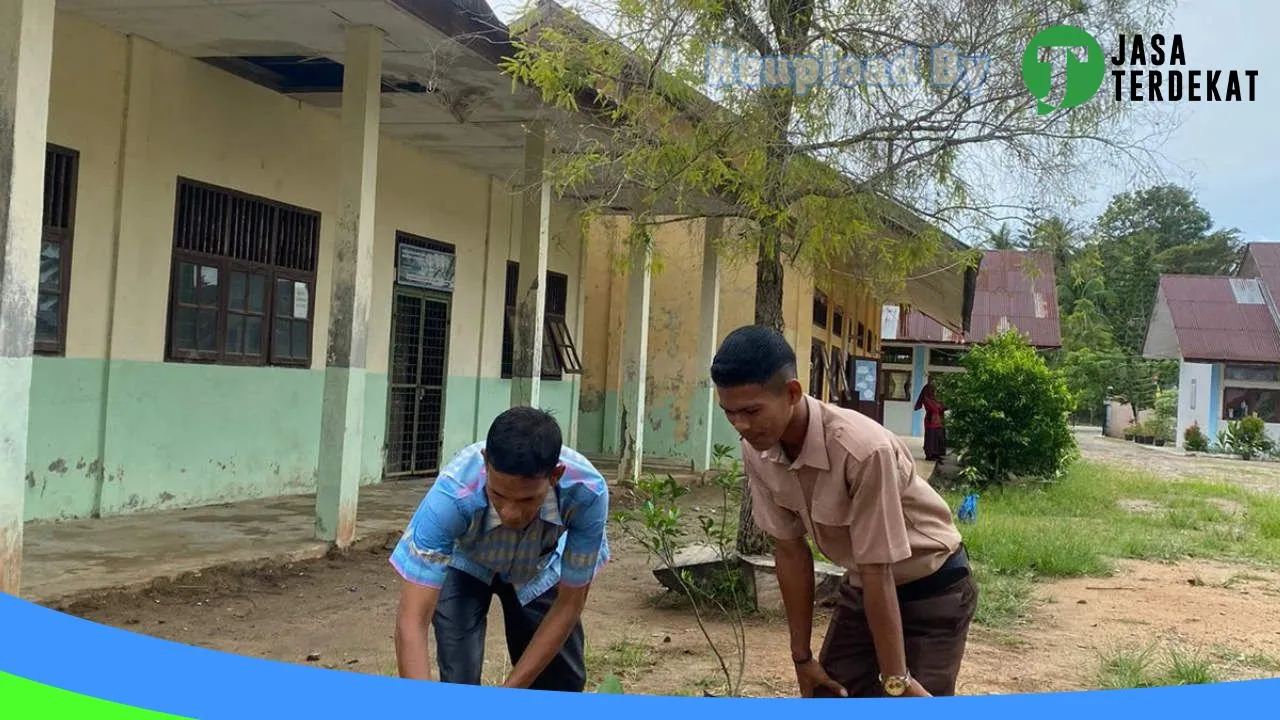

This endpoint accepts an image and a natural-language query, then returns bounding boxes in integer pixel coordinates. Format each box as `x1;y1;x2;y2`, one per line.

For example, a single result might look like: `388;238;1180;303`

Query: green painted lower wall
24;358;387;522
23;359;578;522
24;358;107;520
441;376;579;462
574;384;744;468
575;388;611;455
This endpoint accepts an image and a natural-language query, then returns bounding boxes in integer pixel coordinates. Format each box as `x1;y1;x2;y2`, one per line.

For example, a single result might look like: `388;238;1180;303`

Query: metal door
385;288;451;478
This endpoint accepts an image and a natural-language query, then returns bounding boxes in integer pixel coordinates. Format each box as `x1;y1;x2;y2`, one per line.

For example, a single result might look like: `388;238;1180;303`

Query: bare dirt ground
50;432;1280;697
58;498;1280;696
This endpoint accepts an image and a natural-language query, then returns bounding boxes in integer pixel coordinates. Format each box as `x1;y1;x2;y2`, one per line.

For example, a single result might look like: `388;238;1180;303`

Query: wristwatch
879;671;911;696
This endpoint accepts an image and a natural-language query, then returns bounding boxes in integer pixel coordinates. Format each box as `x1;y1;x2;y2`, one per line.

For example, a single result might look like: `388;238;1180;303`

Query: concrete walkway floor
17;435;941;609
20;480;432;607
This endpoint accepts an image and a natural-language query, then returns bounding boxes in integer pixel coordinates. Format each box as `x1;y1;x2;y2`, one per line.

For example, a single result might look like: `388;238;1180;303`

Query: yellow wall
45;12;584;377
575;215;820;458
807;271;885;402
25;12;589;521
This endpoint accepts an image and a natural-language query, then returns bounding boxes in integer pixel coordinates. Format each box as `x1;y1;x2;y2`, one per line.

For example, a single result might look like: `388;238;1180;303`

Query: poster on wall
854;359;877;402
880;304;900;341
397;243;455;292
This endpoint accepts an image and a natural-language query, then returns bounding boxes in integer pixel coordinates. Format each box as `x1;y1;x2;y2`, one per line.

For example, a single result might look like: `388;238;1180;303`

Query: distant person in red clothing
914;382;947;461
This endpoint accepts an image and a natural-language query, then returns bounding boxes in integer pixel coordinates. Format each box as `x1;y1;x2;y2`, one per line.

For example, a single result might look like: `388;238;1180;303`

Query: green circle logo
1021;25;1106;114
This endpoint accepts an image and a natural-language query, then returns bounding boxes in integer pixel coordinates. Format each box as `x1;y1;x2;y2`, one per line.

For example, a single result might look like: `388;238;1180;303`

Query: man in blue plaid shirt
391;406;610;691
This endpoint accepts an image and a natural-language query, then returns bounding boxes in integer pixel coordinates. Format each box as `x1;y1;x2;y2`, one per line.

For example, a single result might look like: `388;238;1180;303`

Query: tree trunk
736;233;787;557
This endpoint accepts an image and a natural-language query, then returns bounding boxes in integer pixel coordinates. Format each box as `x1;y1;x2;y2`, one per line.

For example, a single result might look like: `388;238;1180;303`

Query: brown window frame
501;262;582;380
164;178;319;368
35;144;79;356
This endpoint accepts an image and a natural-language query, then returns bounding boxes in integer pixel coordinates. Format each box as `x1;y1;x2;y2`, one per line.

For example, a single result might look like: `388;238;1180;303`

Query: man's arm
503;482;610;689
857;563;909;679
741;468;813;660
395;582;442;680
847;444;919;694
773;535;816;661
388;480;471;681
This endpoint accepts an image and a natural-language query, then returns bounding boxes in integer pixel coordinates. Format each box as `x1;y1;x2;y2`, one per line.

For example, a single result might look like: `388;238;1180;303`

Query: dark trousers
432;566;587;692
923;426;947;460
815;570;978;697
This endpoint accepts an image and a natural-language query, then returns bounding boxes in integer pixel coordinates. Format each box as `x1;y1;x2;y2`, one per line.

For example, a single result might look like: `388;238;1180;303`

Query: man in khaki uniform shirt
710;325;977;698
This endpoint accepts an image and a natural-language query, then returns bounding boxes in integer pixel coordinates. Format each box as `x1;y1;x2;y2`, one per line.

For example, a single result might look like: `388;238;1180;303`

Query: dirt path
1073;430;1280;495
58;510;1280;697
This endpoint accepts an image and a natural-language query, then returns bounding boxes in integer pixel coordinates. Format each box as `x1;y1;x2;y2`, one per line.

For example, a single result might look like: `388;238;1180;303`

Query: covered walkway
22;435;934;607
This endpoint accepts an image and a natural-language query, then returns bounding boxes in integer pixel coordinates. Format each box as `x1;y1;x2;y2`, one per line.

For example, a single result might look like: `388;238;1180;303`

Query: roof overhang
57;0;736;215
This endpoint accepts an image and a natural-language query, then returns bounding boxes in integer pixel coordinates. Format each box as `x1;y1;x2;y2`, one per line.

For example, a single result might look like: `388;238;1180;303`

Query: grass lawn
945;458;1280;685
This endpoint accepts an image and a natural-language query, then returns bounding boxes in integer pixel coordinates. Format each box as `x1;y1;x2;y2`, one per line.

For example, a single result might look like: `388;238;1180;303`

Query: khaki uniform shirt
743;395;962;587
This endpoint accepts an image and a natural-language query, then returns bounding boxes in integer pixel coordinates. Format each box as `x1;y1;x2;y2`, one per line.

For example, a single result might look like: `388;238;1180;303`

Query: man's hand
902;678;932;697
394;582;441;681
795;658;848;698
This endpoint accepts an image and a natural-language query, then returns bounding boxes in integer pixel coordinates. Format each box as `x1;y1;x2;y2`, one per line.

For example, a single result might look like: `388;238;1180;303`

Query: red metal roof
893;250;1062;348
1239;242;1280;298
1153;273;1280;363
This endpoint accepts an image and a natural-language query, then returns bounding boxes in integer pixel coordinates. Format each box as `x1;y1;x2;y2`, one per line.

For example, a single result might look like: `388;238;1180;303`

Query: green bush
934;330;1077;487
1216;414;1273;460
1183;423;1209;452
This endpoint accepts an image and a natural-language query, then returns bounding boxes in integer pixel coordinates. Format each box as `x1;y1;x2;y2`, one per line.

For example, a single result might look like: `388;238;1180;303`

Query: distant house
1143;242;1280;448
878;250;1063;438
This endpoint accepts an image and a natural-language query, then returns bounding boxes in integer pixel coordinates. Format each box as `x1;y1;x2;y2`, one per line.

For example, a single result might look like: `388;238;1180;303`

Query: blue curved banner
1;591;1276;717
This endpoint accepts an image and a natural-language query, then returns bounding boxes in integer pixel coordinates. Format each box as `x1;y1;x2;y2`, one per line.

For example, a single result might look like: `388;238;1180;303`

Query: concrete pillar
567;228;589;447
618;241;652;483
0;0;54;597
692;218;722;472
510;122;550;409
910;344;927;437
315;26;383;546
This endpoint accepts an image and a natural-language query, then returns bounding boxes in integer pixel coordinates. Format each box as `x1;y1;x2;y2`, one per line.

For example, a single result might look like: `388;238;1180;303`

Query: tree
500;0;1175;331
498;0;1173;554
1090;184;1245;354
935;330;1077;487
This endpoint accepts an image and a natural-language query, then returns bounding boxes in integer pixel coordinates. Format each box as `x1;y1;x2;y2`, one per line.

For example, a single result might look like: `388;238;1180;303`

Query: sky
488;0;1277;243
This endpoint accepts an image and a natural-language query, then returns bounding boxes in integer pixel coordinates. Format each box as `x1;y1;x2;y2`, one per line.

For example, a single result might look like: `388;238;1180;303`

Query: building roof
889;250;1062;348
1144;243;1280;364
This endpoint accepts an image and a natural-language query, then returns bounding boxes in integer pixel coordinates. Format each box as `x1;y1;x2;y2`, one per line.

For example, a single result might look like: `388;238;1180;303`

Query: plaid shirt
389;442;610;606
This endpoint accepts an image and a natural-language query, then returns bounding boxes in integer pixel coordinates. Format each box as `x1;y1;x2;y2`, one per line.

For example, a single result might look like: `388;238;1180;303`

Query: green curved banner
0;671;190;719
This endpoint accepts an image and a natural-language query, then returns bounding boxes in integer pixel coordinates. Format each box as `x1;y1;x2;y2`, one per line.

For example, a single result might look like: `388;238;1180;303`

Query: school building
573;215;977;475
877;250;1062;438
0;0;976;596
1143;242;1280;448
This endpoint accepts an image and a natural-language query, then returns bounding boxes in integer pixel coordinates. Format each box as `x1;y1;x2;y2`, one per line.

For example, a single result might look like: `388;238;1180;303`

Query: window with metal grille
829;346;846;400
809;339;827;398
165;178;320;367
500;262;581;380
35;144;79;356
812;290;828;328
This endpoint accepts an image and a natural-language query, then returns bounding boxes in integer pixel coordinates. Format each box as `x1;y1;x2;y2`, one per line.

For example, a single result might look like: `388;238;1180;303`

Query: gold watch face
883;675;909;696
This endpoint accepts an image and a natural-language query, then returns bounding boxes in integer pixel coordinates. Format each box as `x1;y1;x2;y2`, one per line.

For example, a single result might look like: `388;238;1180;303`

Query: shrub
1183;423;1209;452
1217;414;1273;460
934;330;1077;487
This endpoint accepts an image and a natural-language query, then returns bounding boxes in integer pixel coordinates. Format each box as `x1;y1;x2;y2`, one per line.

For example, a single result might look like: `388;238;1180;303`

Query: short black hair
710;325;798;389
485;406;563;478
